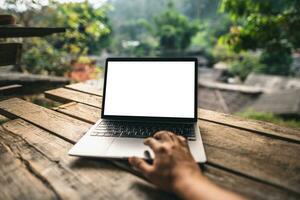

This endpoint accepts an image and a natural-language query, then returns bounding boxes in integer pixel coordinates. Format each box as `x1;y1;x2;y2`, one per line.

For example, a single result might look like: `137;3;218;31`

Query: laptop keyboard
90;121;196;141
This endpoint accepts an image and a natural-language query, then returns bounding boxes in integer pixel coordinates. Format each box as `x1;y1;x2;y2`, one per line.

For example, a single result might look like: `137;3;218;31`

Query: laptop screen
102;59;197;121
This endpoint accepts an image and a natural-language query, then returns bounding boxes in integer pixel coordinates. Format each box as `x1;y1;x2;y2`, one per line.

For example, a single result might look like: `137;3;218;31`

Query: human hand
128;131;202;193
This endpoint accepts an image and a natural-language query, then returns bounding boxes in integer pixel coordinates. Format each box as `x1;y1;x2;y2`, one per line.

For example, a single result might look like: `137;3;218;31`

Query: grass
236;110;300;130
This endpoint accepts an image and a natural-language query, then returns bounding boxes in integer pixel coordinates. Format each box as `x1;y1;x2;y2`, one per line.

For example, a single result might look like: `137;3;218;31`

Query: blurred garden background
1;0;300;128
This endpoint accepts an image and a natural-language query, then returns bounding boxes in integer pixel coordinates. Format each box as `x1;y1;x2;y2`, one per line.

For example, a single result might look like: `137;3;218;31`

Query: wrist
172;171;204;197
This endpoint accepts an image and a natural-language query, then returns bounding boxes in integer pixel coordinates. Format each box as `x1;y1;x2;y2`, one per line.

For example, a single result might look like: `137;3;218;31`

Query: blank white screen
104;61;195;118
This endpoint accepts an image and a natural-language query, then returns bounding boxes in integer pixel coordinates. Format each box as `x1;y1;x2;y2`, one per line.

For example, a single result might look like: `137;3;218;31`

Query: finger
169;133;179;144
153;131;172;141
177;135;188;146
144;137;160;152
128;157;153;175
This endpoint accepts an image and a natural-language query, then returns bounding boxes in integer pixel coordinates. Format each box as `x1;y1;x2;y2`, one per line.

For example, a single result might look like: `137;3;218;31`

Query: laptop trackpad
105;138;154;159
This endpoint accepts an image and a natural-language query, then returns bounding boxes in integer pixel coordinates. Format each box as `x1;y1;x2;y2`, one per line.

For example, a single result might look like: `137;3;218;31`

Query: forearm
174;175;246;200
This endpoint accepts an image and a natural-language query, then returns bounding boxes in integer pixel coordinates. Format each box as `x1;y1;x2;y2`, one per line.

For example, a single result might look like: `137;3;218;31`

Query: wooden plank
65;82;102;96
0;27;66;38
201;120;300;194
0;43;22;67
198;109;300;143
54;102;300;194
45;88;101;108
0;127;57;200
54;102;101;124
203;165;299;200
0;98;90;142
1;119;174;200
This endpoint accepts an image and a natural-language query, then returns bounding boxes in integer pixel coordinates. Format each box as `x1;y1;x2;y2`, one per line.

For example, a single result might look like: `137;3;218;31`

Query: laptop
69;58;206;163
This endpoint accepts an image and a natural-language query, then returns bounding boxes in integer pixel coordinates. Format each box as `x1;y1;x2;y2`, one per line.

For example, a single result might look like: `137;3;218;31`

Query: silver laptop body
69;58;206;163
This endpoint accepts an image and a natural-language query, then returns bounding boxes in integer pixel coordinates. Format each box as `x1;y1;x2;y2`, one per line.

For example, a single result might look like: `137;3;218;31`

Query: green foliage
229;52;266;80
192;15;231;52
220;0;300;76
154;3;200;54
2;1;111;76
236;110;300;129
23;38;69;75
48;2;111;57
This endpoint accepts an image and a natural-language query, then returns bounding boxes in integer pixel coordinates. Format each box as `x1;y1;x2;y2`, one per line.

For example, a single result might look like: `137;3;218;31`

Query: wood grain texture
0;98;90;142
201;120;300;193
45;88;102;108
1;119;174;200
2;119;299;200
0;127;57;200
54;102;101;124
198;109;300;143
52;102;300;194
65;83;102;96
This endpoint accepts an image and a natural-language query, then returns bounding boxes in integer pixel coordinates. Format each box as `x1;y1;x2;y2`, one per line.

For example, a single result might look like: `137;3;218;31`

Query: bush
23;38;69;76
229;52;266;80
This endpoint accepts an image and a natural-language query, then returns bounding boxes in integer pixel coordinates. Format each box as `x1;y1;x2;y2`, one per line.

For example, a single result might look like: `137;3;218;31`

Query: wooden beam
45;88;102;108
200;120;300;193
0;127;57;200
54;102;101;124
198;109;300;143
0;98;90;142
0;27;66;38
65;82;102;96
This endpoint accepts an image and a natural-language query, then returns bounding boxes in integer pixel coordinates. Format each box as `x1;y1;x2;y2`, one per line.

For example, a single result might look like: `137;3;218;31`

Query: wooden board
49;102;300;194
1;120;172;200
200;120;300;193
54;102;101;124
2;119;299;200
0;128;57;200
65;82;102;96
45;88;102;108
198;109;300;143
0;98;90;142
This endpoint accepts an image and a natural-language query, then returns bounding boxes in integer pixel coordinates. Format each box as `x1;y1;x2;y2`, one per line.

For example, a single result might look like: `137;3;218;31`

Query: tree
2;1;111;75
220;0;300;76
154;2;199;55
48;1;111;57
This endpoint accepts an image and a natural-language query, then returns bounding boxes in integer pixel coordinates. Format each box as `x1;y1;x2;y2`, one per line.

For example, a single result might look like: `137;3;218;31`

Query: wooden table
0;82;299;200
